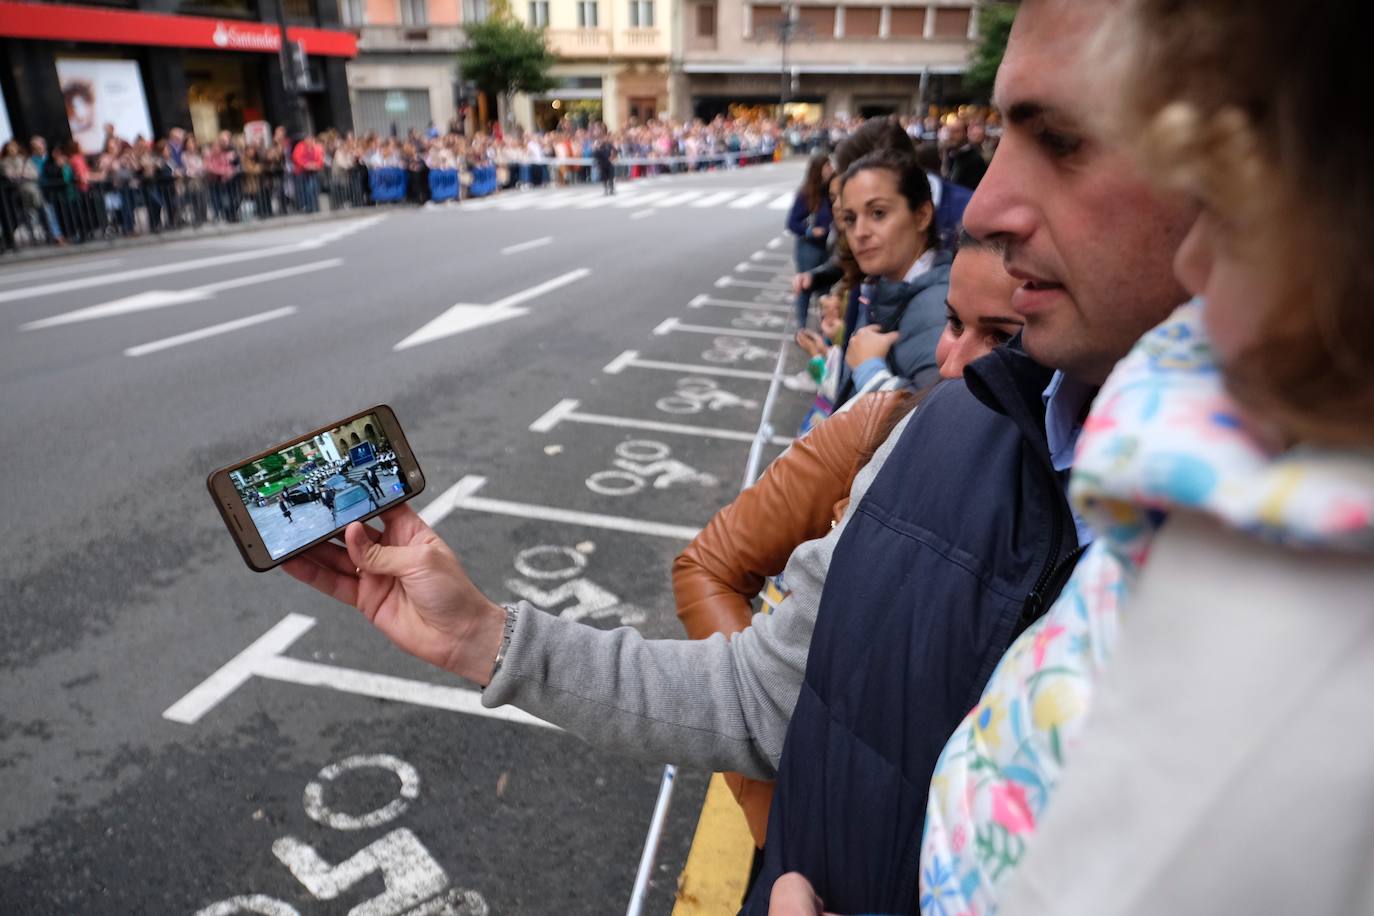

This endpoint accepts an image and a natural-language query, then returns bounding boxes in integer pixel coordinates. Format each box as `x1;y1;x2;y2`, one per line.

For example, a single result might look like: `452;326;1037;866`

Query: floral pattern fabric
918;299;1374;916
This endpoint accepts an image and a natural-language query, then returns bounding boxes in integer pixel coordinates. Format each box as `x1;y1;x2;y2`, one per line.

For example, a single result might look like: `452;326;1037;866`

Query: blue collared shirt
1042;370;1097;545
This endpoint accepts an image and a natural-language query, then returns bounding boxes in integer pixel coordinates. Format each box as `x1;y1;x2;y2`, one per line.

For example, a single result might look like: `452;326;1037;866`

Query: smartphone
206;404;426;572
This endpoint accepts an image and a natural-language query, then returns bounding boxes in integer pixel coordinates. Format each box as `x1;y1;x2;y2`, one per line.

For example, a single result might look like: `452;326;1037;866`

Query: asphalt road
0;161;812;915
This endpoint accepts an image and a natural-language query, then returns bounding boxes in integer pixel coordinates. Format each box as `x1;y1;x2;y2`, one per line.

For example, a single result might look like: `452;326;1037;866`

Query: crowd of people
0;111;997;255
277;0;1373;913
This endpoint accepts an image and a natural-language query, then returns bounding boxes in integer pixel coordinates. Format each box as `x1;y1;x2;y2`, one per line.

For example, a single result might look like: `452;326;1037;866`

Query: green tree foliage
967;3;1018;98
289;446;307;465
263;453;287;472
458;0;557;120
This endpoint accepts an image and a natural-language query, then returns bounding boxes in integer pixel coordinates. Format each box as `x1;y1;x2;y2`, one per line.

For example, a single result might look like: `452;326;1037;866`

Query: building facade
341;0;471;136
672;0;978;122
0;0;357;151
510;0;672;131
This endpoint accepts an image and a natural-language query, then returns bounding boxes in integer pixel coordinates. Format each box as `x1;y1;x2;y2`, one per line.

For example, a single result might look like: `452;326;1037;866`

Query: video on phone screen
230;413;411;560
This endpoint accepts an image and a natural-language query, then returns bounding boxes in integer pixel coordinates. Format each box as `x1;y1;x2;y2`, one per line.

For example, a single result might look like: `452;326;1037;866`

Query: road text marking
654;316;788;341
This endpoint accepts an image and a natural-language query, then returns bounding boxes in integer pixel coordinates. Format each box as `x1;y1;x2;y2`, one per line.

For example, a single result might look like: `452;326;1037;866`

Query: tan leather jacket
672;389;918;846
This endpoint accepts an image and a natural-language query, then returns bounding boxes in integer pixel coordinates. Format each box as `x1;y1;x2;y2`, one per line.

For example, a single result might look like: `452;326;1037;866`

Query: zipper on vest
1016;497;1067;638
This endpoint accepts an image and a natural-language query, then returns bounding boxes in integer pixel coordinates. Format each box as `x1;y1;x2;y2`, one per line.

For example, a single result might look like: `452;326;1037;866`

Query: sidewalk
0;203;375;267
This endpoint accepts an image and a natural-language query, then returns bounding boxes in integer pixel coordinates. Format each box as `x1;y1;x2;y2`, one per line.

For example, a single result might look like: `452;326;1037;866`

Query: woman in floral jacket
919;0;1374;914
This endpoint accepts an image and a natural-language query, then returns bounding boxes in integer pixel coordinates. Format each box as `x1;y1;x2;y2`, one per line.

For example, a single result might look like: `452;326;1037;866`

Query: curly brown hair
1104;0;1374;446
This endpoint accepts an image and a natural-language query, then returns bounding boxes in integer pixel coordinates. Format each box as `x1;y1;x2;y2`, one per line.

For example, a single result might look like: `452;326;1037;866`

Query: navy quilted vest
744;344;1079;914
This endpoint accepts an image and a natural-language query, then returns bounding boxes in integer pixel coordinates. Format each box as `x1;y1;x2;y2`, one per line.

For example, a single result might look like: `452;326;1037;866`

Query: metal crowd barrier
0;170;371;255
0;150;777;254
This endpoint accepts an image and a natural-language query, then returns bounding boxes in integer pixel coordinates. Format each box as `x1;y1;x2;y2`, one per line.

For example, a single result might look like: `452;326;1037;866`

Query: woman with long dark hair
785;151;835;328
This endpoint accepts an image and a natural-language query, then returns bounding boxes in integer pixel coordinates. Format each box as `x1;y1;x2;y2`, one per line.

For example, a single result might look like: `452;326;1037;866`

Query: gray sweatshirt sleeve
481;410;916;779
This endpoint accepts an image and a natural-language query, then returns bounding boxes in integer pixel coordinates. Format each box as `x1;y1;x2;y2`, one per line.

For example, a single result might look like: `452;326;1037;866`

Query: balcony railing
546;28;613;55
618;27;663;51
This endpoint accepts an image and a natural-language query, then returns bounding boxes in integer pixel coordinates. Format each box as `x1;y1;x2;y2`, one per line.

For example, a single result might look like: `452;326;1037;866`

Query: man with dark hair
942;116;989;190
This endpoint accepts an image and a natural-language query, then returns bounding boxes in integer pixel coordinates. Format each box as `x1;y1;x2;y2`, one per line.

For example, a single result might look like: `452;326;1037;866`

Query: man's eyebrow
1003;101;1078;129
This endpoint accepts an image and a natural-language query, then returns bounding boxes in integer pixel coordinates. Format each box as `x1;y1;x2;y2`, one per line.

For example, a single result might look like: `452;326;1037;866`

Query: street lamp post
273;0;308;138
778;0;795;118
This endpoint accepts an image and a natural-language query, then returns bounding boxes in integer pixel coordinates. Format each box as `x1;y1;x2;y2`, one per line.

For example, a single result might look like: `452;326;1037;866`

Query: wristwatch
487;603;520;684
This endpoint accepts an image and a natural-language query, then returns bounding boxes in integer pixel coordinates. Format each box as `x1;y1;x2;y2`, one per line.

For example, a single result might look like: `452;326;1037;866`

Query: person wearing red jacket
291;134;324;212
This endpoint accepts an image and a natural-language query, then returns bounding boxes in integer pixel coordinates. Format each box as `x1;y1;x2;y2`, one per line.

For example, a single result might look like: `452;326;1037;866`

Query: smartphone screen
225;410;415;563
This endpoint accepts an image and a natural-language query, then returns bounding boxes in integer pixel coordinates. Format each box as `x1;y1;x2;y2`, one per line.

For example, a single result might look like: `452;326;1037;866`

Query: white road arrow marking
20;259;341;330
393;268;591;351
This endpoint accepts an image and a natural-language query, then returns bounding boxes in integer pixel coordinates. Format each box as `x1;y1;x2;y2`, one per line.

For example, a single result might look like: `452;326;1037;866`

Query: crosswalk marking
691;191;738;208
454;186;797;213
728;191;773;209
612;190;672;208
654;190;705;207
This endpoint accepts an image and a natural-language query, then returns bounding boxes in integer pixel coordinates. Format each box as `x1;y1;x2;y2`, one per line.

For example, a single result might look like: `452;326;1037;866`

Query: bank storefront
0;0;357;148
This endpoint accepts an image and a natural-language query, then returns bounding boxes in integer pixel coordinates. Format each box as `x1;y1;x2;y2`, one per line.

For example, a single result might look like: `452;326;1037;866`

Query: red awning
0;0;358;57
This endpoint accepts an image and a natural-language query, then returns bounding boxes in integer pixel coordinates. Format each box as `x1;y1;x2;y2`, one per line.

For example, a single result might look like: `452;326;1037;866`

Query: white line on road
687;294;791;314
162;612;555;728
654;191;704;207
613;190;671;208
529;398;793;446
573;192;632;209
690;191;738;208
653;316;788;341
0;256;123;286
715;276;791;291
124;306;298;357
629;210;657;220
750;250;790;262
766;237;784;249
728;191;773;210
501;236;554;255
603;350;776;381
0;216;378;304
734;261;790;275
21;259;341;330
420;475;700;540
768;193;795;210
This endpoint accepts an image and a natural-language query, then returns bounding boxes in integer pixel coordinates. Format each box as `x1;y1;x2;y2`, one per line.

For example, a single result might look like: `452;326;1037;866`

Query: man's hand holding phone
283;504;507;686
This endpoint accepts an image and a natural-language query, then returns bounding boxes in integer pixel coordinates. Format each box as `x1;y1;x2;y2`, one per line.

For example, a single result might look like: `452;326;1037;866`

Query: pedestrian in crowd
291;134;324;213
28;137;64;245
786;152;835;329
836;148;952;394
280;0;1196;909
593;131;616;195
321;486;336;523
279;494;293;524
941;116;988;191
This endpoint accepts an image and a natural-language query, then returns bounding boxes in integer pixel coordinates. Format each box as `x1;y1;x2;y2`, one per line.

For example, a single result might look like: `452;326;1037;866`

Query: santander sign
211;20;281;51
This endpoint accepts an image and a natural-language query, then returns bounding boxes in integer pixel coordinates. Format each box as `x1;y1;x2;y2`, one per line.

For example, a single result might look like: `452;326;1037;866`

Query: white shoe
782;370;819;392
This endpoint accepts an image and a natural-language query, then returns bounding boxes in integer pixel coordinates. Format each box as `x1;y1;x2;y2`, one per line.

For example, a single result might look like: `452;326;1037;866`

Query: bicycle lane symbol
195;754;488;916
655;377;758;415
584;440;719;497
504;542;646;626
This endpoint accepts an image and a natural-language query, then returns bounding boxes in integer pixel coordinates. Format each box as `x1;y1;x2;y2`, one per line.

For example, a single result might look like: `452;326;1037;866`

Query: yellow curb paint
672;774;757;914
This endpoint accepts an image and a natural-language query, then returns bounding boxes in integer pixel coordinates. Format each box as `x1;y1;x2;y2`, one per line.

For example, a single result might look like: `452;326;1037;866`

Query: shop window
932;5;971;37
399;0;427;24
796;5;834;37
463;0;490;23
529;0;549;26
282;0;319;22
628;0;654;28
339;0;365;25
178;0;254;17
696;2;716;36
845;6;880;36
888;5;924;37
577;0;598;27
